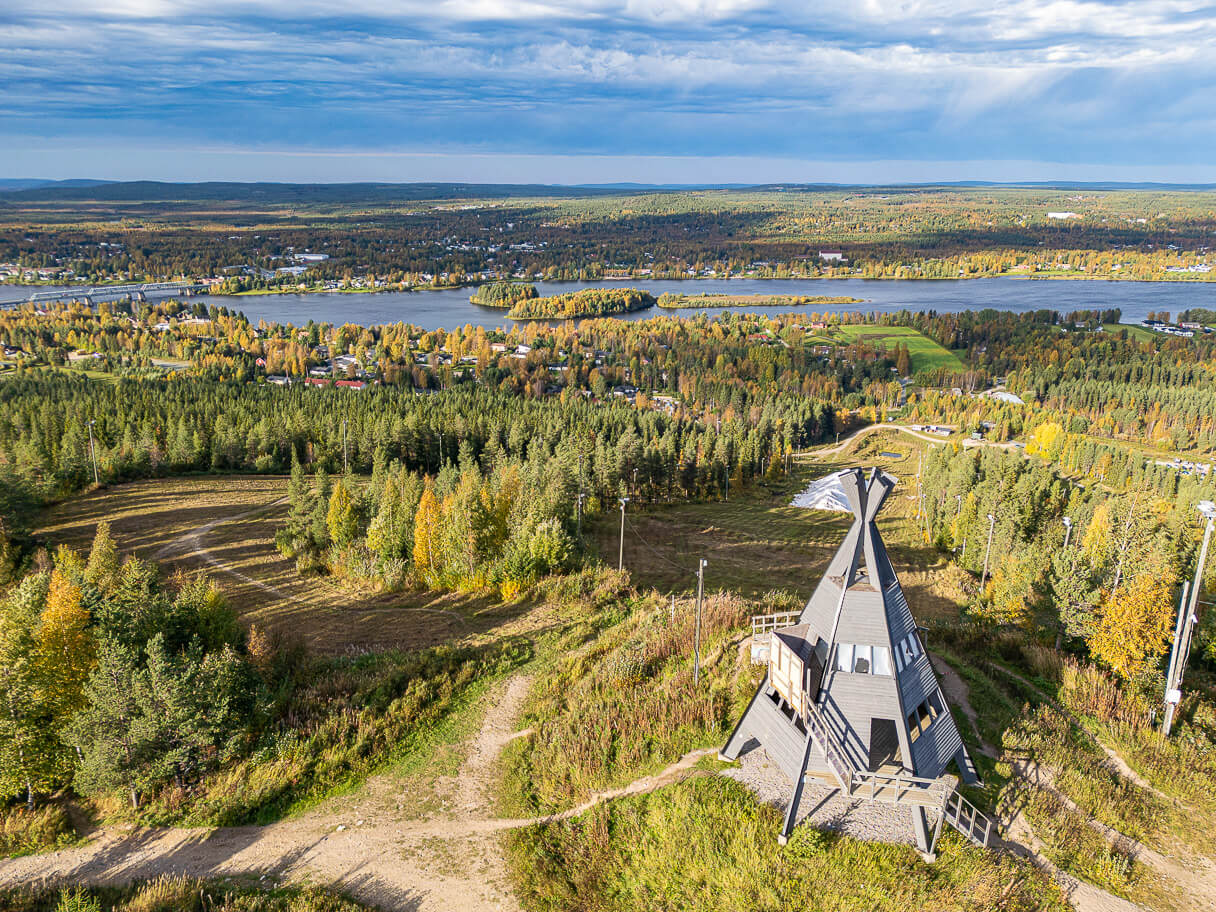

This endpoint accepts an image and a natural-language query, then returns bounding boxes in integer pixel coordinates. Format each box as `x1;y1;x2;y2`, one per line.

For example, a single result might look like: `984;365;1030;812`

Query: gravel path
0;676;716;912
723;749;916;844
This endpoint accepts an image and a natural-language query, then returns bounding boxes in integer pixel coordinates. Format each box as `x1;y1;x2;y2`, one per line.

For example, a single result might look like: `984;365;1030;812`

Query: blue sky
2;0;1216;183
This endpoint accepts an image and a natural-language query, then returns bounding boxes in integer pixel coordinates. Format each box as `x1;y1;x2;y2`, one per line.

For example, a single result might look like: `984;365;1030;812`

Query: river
3;278;1214;330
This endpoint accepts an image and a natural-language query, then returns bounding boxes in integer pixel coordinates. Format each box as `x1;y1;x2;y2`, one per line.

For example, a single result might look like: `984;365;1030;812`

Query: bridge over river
3;282;210;308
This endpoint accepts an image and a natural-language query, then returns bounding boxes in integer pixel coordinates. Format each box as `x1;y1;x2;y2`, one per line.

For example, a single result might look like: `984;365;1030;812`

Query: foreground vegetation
508;776;1066;912
1;877;372;912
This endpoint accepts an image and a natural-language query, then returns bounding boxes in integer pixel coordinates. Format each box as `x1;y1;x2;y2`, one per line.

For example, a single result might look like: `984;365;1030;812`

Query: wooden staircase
787;684;994;848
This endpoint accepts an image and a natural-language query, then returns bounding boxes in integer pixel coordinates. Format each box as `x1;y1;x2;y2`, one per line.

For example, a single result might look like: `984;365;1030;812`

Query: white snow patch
790;470;854;512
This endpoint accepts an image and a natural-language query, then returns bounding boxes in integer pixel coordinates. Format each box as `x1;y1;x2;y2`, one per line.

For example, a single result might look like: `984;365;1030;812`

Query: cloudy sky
2;0;1215;183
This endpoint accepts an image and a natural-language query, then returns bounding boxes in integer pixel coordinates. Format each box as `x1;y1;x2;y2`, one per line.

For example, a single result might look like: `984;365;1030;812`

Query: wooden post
694;559;707;685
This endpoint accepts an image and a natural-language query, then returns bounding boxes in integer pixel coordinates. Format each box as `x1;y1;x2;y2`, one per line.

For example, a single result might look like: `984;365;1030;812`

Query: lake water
4;278;1215;330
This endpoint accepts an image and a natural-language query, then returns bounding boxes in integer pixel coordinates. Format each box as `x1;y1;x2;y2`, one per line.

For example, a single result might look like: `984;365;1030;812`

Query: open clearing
593;430;970;623
826;323;966;372
37;475;537;655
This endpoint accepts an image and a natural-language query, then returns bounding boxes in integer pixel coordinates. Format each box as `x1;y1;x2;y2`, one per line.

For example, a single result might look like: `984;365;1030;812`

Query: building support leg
719;674;768;761
954;744;980;786
778;729;816;845
912;807;934;860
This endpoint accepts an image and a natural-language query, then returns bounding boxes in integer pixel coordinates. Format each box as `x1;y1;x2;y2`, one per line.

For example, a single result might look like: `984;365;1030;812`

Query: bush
0;804;76;857
1;877;373;912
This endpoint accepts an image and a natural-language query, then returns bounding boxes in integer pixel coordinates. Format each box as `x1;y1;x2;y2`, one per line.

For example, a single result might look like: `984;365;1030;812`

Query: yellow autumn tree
326;481;359;546
977;552;1037;627
85;520;122;593
412;486;443;584
1026;421;1066;461
36;563;96;725
1089;571;1175;681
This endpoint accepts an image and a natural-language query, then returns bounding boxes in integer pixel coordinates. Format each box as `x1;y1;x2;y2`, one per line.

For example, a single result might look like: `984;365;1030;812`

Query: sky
2;0;1216;184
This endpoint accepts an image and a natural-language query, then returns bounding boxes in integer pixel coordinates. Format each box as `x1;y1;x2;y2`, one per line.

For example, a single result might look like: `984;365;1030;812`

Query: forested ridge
7;186;1216;287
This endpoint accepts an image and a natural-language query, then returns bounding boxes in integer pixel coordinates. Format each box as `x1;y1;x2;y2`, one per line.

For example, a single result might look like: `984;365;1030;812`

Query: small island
657;292;865;309
508;287;656;319
469;282;540;308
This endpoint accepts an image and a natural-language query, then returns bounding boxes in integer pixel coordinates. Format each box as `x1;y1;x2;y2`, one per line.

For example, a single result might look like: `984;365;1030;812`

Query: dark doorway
869;718;902;771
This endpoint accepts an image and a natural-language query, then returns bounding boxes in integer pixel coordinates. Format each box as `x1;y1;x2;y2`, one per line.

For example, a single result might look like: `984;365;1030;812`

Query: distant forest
5;184;1216;287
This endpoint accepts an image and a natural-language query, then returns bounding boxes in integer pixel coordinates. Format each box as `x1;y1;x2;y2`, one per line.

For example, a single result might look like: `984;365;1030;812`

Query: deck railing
751;611;801;638
802;698;855;794
943;791;992;847
850;769;951;806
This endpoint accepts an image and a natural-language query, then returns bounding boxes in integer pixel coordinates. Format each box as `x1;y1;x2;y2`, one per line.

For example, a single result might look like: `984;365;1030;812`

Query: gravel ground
723;748;922;844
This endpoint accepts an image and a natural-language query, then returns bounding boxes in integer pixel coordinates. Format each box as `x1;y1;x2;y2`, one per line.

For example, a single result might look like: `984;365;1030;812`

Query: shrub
0;803;76;857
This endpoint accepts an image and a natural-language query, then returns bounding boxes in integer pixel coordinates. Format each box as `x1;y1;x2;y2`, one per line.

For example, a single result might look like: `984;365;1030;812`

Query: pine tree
85;521;122;594
68;638;145;809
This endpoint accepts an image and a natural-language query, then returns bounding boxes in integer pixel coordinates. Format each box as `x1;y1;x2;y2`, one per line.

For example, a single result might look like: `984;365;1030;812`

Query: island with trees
469;281;539;308
506;287;656;319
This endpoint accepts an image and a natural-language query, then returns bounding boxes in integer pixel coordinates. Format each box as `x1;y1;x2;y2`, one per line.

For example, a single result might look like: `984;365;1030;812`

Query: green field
826;324;966;372
1102;323;1157;342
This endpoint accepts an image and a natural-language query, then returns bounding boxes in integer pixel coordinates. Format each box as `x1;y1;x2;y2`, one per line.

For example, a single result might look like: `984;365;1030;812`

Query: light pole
981;513;996;587
87;419;99;486
618;497;630;572
694;558;707;685
1063;516;1073;550
1163;501;1216;736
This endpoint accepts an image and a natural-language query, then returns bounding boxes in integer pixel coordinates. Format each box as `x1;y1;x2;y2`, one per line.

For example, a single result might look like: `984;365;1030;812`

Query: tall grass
121;638;531;827
501;589;752;814
0;804;76;857
1;876;371;912
508;776;1067;912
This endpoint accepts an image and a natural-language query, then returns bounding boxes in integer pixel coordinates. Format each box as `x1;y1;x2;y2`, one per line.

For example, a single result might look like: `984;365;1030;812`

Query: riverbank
657;293;865;309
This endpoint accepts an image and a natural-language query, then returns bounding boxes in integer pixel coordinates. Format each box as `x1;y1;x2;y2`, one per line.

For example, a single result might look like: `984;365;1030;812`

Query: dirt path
1015;759;1216;910
986;663;1171;802
152;492;470;634
930;652;997;758
153;494;294;598
929;654;1158;912
0;676;714;912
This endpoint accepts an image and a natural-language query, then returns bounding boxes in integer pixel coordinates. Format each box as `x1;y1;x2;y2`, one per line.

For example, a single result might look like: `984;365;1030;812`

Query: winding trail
929;653;1168;912
986;662;1170;802
0;676;714;912
153;494;293;598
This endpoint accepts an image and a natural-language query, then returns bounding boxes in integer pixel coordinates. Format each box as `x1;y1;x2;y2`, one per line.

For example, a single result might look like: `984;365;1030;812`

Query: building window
872;646;892;676
853;645;872;674
835;643;854;673
832;644;891;676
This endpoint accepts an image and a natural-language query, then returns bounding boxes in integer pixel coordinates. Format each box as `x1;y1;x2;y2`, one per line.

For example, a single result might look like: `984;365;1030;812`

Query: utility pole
960;536;967;564
1162;581;1191;737
1164;501;1216;736
1062;516;1073;550
87;419;99;486
576;492;586;538
342;419;348;474
694;558;707;685
618;496;630;572
955;493;962;520
725;462;730;502
981;513;996;587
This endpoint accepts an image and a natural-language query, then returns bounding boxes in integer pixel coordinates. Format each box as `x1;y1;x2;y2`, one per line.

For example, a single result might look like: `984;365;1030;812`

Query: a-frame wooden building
721;467;990;854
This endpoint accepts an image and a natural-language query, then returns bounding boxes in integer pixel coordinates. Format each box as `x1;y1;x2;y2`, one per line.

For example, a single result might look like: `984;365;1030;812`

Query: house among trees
722;467;990;856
